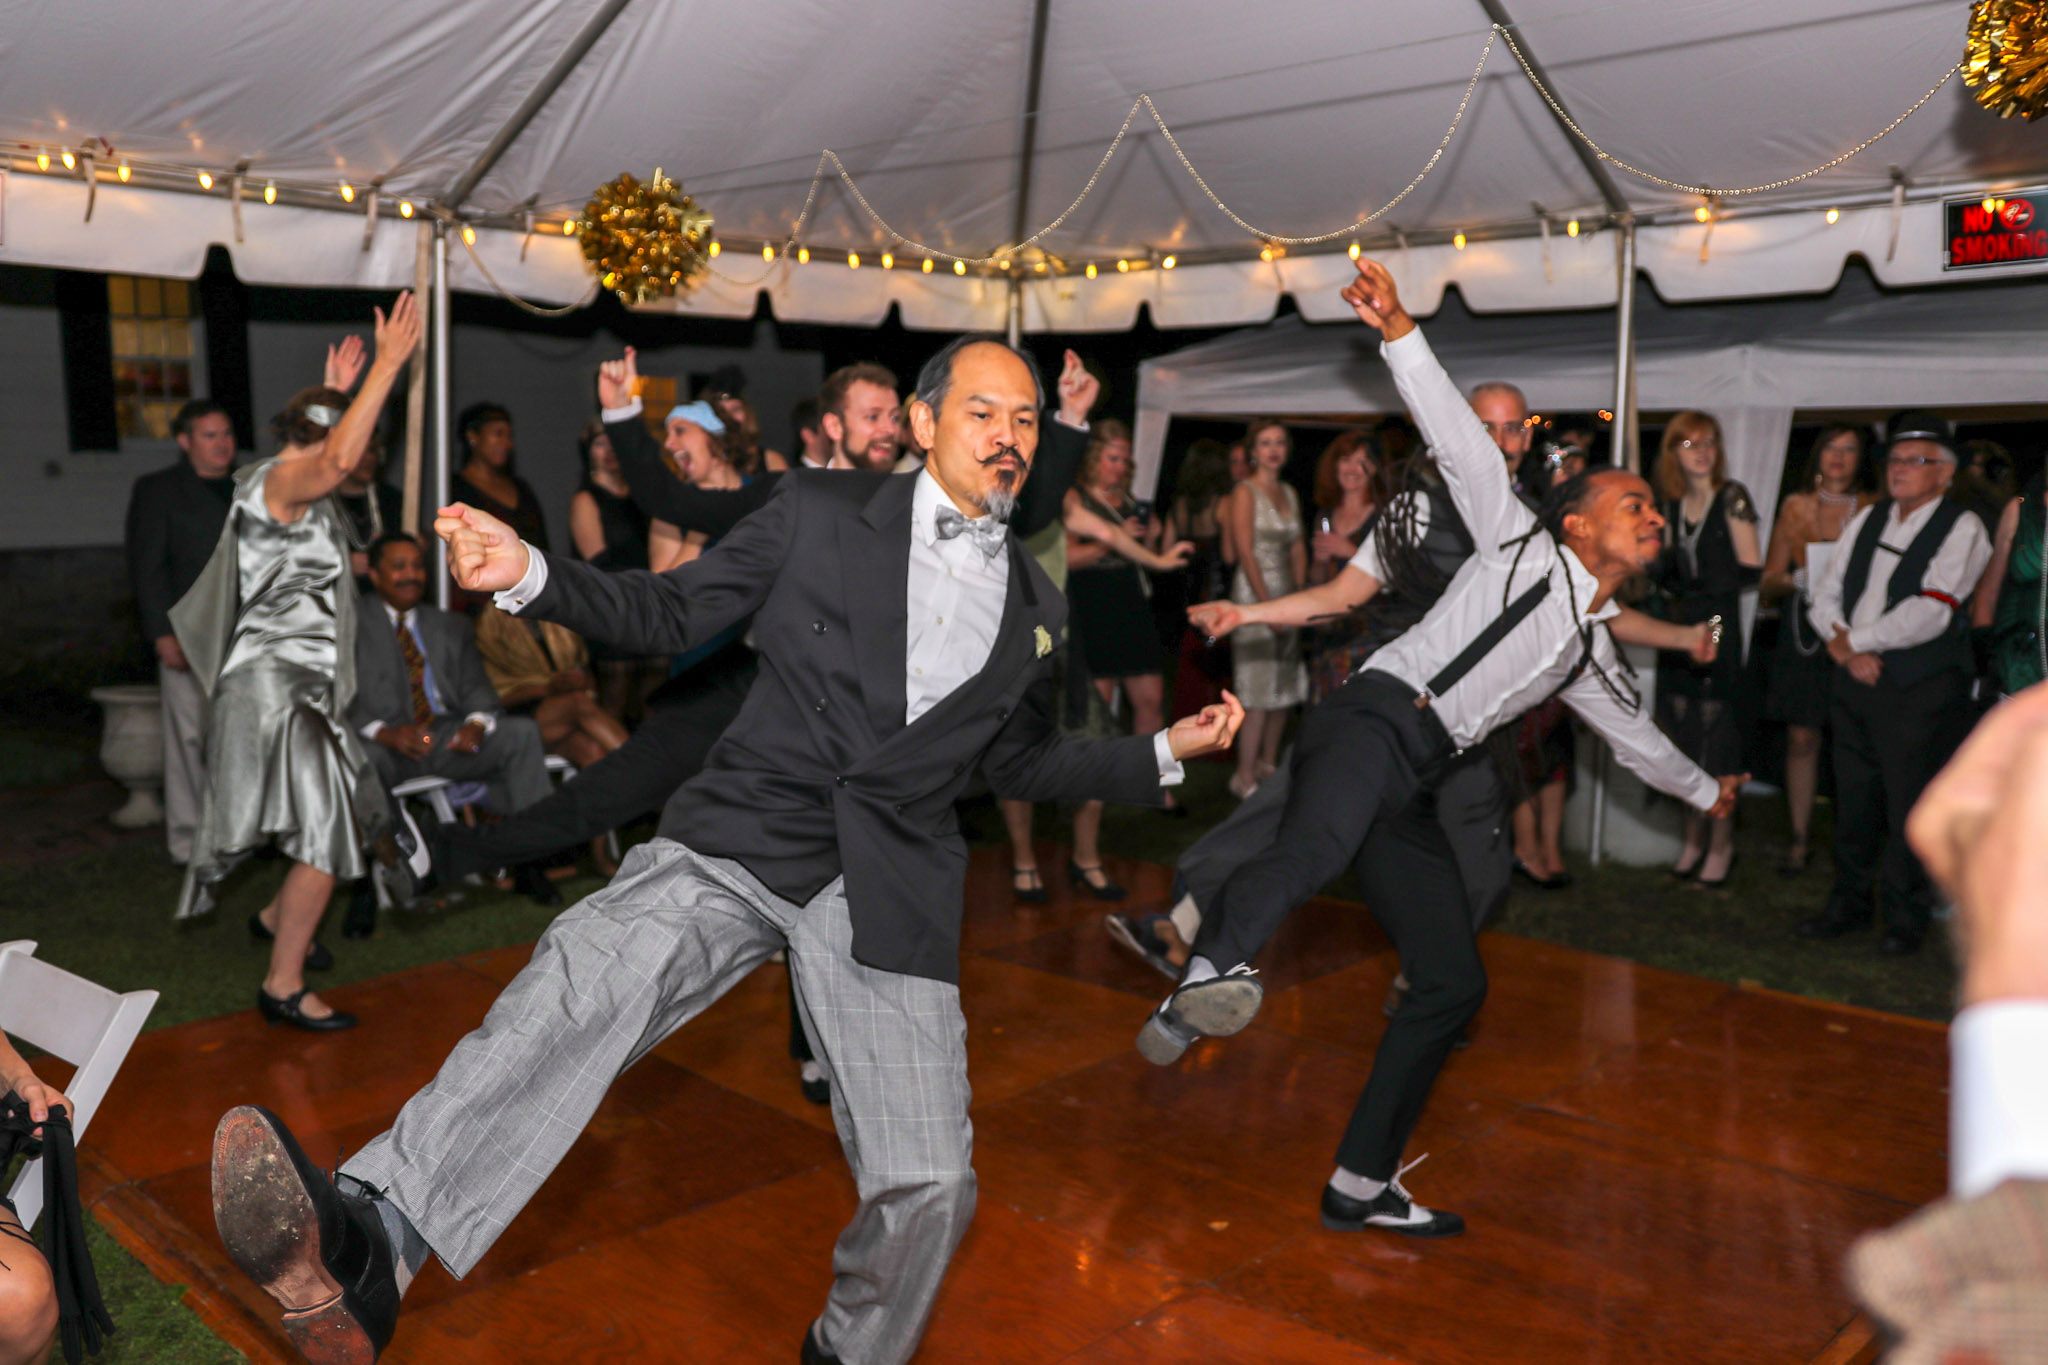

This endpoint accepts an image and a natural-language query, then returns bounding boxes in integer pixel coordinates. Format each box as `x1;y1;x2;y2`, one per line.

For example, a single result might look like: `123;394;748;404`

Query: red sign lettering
1945;189;2048;271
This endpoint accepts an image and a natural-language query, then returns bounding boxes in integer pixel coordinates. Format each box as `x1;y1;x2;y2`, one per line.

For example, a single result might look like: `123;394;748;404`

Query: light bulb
1258;245;1273;263
60;149;76;170
1566;219;1579;238
1452;232;1466;250
1983;196;1998;215
399;200;414;219
1084;262;1097;279
117;161;131;183
880;251;893;269
1347;242;1361;260
796;246;810;264
1034;260;1046;273
1825;207;1840;225
1116;258;1129;273
461;225;476;246
1161;254;1177;269
707;240;720;258
35;150;50;171
1693;204;1712;223
564;219;578;235
847;251;860;269
339;181;355;203
997;258;1012;271
762;243;775;261
952;259;966;275
197;170;213;190
263;181;277;205
921;257;933;274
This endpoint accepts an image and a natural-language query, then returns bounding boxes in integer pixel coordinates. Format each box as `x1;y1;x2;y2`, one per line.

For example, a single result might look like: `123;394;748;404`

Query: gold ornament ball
578;170;715;304
1966;0;2048;121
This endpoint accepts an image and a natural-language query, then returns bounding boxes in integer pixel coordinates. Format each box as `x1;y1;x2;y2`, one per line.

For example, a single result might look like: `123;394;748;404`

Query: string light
1347;242;1362;260
1566;219;1580;237
707;240;721;258
796;245;810;264
1597;409;1615;421
197;170;213;190
1258;245;1274;262
997;257;1012;271
399;199;414;219
117;161;131;183
762;243;775;261
952;259;966;275
461;225;476;245
563;219;578;235
1452;231;1466;250
1161;254;1177;269
880;250;893;269
1693;203;1712;223
339;181;355;203
921;257;933;274
263;180;277;204
1085;262;1098;278
1825;206;1840;225
60;149;76;170
34;149;49;171
846;251;860;269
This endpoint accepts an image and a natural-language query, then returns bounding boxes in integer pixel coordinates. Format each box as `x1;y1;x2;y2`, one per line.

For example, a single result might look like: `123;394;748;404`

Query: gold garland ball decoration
1966;0;2048;121
578;169;715;305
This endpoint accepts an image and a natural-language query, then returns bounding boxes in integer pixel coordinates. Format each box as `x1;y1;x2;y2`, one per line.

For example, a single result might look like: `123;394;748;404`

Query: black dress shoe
1010;866;1049;905
211;1105;400;1361
1795;910;1868;940
1319;1173;1465;1238
249;914;335;972
1104;913;1181;980
1693;853;1739;890
800;1321;842;1364
1069;862;1127;902
258;989;358;1032
797;1063;831;1107
511;862;564;908
1878;930;1925;956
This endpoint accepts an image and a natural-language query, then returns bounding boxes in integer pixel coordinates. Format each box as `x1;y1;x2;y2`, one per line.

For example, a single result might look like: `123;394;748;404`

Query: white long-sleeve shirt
1807;498;1990;654
1952;1001;2048;1198
1363;328;1719;812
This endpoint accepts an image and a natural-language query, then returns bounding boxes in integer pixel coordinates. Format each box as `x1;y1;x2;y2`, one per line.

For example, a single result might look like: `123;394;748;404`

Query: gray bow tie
933;505;1007;558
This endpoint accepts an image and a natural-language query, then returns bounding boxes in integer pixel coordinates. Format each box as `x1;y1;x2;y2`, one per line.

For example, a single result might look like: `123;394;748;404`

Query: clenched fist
435;502;532;593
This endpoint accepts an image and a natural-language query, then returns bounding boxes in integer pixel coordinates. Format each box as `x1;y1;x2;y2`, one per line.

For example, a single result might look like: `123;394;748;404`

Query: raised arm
598;346;779;535
1346;259;1533;552
268;293;422;515
1012;349;1099;538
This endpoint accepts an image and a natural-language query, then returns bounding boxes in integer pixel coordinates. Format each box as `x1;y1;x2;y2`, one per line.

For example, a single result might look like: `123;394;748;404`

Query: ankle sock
799;1060;827;1085
1328;1167;1389;1202
341;1176;431;1295
1181;955;1218;986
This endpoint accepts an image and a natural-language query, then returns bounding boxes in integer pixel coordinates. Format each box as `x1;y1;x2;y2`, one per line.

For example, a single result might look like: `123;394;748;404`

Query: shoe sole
1136;977;1264;1066
1103;915;1180;981
1137;1012;1197;1066
211;1107;378;1365
1320;1211;1466;1238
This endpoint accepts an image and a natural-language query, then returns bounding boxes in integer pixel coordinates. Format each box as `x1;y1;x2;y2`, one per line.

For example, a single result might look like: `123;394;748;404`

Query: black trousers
1825;667;1973;938
1192;670;1475;1180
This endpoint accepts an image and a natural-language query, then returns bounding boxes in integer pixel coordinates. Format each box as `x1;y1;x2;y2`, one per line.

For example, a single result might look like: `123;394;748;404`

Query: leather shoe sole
1137;974;1263;1066
212;1107;380;1364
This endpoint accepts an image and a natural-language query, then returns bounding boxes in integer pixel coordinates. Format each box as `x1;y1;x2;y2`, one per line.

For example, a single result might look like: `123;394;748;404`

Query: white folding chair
0;941;158;1230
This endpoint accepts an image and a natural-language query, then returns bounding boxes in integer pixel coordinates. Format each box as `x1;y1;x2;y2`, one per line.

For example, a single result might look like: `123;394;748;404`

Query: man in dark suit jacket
348;532;549;817
124;399;239;864
212;336;1242;1365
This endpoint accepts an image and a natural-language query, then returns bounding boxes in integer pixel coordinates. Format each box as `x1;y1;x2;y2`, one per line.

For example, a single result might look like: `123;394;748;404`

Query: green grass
0;725;98;790
79;1219;244;1364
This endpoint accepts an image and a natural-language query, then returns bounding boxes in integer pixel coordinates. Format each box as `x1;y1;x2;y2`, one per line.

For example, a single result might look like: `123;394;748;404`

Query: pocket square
1034;625;1053;658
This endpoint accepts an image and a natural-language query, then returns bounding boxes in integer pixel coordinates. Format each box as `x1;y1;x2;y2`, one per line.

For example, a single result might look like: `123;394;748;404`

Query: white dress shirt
358;601;496;741
1364;329;1720;812
1807;498;1991;655
1951;1001;2048;1198
494;467;1182;784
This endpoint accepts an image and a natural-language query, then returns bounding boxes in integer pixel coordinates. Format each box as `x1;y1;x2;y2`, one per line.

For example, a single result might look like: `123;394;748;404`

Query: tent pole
444;0;638;209
1475;0;1630;217
1006;282;1023;349
1588;214;1639;868
432;221;453;610
1003;0;1053;346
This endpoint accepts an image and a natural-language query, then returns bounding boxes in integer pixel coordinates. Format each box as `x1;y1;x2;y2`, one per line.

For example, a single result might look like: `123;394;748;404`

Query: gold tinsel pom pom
1966;0;2048;121
578;169;715;305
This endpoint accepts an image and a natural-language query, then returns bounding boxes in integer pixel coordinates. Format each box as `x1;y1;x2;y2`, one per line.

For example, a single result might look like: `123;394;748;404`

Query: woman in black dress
1653;411;1762;886
451;402;549;548
567;418;664;724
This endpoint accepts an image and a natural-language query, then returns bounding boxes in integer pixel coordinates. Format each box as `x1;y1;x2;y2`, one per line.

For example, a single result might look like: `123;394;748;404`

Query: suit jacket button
812;620;827;633
894;803;905;815
836;776;848;788
997;708;1010;722
815;698;827;712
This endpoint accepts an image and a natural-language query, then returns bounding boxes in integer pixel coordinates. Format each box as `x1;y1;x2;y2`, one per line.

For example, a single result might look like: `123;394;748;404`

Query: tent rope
433;206;600;316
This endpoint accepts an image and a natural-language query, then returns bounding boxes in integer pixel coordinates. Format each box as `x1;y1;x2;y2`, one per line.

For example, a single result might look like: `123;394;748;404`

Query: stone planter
90;683;166;829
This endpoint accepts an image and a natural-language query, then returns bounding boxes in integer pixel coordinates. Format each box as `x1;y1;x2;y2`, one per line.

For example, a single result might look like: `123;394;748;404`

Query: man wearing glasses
1802;411;1991;955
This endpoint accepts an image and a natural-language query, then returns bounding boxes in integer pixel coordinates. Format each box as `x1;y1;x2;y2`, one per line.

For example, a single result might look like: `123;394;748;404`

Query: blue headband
664;401;726;436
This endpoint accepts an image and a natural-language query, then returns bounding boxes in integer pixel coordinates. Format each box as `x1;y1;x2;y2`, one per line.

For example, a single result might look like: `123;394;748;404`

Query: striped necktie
396;613;433;724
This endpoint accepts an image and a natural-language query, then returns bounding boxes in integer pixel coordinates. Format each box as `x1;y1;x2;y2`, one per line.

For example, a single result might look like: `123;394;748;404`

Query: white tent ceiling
3;0;2045;325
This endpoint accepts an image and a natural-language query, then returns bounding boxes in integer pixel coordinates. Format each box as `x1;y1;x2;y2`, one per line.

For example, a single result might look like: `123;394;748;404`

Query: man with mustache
208;333;1244;1365
1136;260;1743;1240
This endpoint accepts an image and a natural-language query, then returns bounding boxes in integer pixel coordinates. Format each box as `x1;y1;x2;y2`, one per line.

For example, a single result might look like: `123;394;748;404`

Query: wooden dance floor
80;846;1940;1363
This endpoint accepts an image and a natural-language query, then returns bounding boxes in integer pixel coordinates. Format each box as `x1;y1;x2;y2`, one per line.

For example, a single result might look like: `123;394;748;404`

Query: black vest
1358;481;1476;653
1838;497;1974;688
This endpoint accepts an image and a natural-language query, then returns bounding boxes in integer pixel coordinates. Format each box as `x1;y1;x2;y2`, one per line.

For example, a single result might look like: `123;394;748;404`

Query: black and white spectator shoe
1136;964;1263;1065
1319;1156;1465;1238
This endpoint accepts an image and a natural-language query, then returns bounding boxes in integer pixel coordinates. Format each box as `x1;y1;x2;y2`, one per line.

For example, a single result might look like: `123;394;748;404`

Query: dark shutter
198;246;254;449
54;270;118;451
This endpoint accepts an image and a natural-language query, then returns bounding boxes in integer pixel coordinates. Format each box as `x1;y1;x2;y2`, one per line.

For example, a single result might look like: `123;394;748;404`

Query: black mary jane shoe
212;1105;399;1361
257;988;357;1032
248;914;334;972
1010;866;1049;905
1069;862;1128;902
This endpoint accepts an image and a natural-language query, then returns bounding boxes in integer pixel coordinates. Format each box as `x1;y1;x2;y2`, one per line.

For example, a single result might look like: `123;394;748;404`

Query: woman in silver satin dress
170;294;424;1031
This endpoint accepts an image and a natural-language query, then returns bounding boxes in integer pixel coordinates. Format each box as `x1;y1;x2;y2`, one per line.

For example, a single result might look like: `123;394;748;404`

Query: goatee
981;485;1019;522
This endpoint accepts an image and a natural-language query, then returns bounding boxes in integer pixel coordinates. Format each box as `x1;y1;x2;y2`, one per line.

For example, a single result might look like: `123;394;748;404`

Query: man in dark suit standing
210;335;1242;1365
124;399;239;864
349;532;549;817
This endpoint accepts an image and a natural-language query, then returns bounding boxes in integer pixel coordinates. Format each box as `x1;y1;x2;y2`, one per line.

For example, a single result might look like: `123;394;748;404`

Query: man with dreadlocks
1134;259;1744;1239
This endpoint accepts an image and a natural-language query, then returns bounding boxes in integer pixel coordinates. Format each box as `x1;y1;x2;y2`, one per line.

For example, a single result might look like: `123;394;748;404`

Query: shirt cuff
1152;730;1185;788
463;712;497;736
1952;1001;2048;1198
1053;413;1089;432
494;543;548;613
1685;768;1722;812
601;398;643;424
359;720;385;741
1844;625;1877;655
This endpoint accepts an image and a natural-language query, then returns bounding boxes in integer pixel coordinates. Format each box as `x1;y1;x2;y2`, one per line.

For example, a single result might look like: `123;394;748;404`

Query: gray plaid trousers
342;838;976;1365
